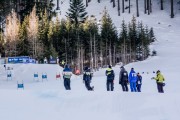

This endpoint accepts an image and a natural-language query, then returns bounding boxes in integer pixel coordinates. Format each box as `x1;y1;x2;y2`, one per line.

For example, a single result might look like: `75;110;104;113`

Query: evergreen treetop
66;0;88;27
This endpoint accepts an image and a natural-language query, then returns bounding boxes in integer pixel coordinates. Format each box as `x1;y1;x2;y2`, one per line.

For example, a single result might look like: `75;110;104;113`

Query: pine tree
27;6;41;59
149;27;156;42
53;16;61;53
129;16;137;61
47;21;58;58
66;0;88;27
119;19;128;64
101;7;117;66
18;16;29;56
5;9;20;57
38;9;51;60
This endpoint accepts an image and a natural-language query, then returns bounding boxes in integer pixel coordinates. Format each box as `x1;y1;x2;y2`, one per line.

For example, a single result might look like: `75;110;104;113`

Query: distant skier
83;66;94;91
105;65;115;91
61;60;65;68
119;66;129;92
129;68;137;92
151;70;165;93
62;64;72;90
136;73;142;92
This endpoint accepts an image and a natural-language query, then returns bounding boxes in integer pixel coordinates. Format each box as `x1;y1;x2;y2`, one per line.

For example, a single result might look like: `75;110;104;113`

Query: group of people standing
118;66;142;92
62;64;165;93
106;65;165;93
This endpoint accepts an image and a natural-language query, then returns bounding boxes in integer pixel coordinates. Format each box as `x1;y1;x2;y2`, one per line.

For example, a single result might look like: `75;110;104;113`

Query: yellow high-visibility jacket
154;72;165;83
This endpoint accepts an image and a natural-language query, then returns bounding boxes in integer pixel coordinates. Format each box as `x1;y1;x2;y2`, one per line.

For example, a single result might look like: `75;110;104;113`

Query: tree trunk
100;39;103;68
86;0;88;7
113;45;116;65
80;47;84;74
98;0;100;3
93;33;97;71
147;0;150;15
65;38;67;63
129;0;131;13
144;0;147;14
136;0;139;17
123;38;126;65
118;0;120;16
113;0;115;8
109;43;112;66
90;33;93;69
160;0;163;10
171;0;174;18
56;0;60;10
122;0;124;13
105;39;108;66
150;0;152;13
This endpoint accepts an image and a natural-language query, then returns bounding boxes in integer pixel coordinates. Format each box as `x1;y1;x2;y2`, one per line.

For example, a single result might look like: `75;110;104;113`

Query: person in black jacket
136;73;142;92
83;66;94;91
119;66;129;92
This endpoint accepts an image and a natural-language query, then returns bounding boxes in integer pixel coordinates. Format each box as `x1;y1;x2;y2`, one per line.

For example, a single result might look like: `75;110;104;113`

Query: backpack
84;71;91;81
107;70;114;81
122;71;128;77
121;70;128;81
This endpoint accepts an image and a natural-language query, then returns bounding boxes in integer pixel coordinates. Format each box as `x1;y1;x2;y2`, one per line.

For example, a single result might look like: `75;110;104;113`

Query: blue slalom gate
17;81;24;90
7;71;12;81
34;73;39;81
42;73;47;82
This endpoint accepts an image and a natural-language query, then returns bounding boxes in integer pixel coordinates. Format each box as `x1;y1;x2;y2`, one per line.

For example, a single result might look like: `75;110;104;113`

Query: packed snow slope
1;0;180;120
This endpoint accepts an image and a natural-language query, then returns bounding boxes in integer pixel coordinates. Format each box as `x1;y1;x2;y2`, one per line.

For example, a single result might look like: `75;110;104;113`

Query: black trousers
85;80;93;91
107;80;114;91
157;82;164;93
121;81;128;92
64;78;71;90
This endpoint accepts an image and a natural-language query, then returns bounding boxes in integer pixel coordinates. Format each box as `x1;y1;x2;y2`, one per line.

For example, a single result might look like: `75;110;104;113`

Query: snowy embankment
1;0;180;120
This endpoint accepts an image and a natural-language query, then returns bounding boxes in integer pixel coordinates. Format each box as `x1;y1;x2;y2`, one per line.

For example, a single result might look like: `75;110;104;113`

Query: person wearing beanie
83;66;94;91
119;66;129;92
136;73;142;92
105;65;115;91
62;64;72;90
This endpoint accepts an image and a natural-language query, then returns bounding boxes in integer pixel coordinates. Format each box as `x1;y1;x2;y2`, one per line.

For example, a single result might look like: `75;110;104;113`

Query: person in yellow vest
151;70;165;93
105;65;115;91
61;60;65;67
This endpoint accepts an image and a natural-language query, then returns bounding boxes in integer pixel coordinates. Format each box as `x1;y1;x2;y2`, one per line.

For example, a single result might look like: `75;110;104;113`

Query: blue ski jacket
129;70;137;83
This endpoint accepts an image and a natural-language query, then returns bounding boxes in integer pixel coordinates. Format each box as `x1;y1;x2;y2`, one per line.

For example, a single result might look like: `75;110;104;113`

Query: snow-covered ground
1;0;180;120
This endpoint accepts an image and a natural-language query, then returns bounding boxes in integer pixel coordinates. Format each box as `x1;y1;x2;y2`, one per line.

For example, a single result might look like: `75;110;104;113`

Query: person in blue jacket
128;68;137;92
136;73;142;92
83;66;94;91
62;64;72;90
